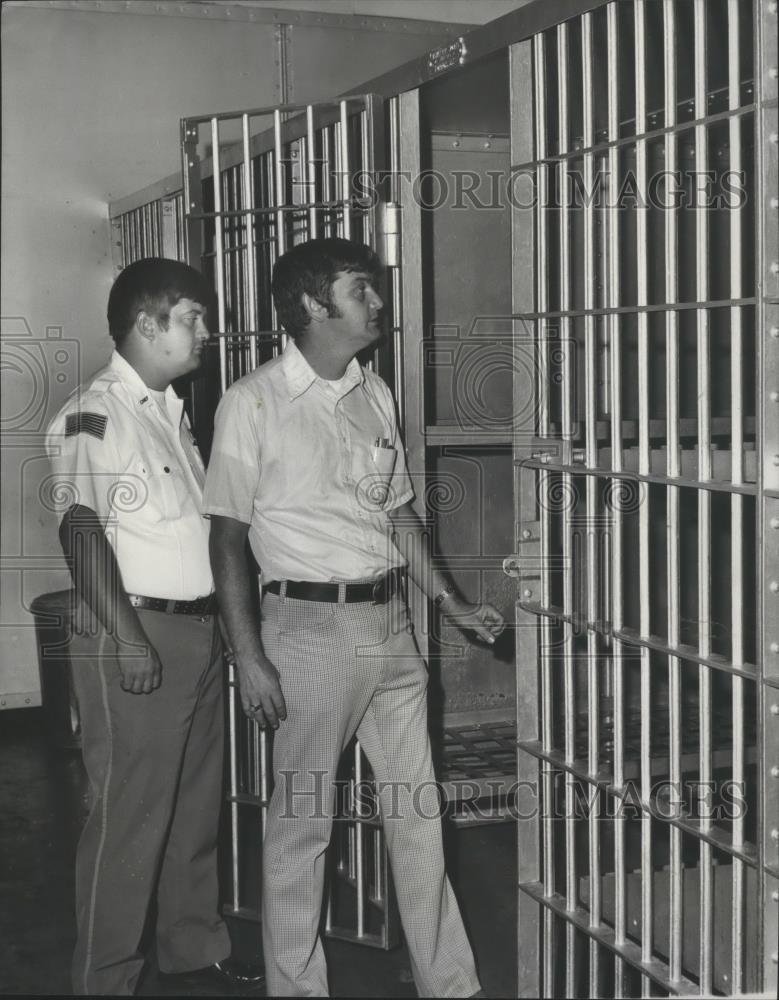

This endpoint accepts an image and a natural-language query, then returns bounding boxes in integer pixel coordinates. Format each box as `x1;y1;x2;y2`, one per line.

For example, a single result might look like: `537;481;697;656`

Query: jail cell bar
110;192;186;269
513;0;777;996
179;96;400;949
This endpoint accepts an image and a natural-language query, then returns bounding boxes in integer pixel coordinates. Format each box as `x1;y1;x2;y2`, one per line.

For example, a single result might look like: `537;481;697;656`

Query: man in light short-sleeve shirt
205;238;504;998
46;258;263;996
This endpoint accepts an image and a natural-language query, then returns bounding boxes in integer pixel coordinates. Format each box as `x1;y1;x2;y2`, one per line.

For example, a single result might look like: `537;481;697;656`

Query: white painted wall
0;4;455;706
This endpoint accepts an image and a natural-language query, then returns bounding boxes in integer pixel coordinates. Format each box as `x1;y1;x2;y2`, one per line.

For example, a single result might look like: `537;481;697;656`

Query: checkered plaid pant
260;590;481;998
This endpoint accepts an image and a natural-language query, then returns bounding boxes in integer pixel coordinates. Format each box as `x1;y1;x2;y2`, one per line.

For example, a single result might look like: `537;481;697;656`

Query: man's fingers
269;679;287;722
473;625;496;645
260;697;279;729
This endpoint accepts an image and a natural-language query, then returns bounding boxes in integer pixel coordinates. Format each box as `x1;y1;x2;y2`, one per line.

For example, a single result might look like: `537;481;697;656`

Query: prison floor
1;708;517;998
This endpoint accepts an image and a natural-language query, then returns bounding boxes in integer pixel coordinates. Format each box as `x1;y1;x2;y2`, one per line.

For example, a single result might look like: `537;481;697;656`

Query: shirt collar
109;350;181;410
280;339;363;401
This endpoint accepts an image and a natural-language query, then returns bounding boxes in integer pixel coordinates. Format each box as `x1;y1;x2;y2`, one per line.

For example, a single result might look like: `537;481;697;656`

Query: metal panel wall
512;0;776;995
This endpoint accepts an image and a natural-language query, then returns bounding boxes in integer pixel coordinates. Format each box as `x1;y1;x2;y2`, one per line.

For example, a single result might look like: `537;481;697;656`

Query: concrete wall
0;3;460;706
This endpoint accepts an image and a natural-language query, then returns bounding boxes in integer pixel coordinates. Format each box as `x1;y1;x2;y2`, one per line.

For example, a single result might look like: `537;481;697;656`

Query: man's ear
300;292;328;325
135;309;157;342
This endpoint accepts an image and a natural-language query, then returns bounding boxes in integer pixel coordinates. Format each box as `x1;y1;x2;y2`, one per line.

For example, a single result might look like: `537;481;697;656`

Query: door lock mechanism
502;556;521;578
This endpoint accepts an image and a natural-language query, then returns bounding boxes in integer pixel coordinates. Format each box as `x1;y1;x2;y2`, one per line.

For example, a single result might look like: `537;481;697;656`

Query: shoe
212;958;266;989
162;957;265;995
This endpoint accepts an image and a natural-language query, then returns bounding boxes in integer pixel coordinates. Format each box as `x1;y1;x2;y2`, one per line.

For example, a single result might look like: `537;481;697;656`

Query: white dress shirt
46;350;213;600
202;340;414;583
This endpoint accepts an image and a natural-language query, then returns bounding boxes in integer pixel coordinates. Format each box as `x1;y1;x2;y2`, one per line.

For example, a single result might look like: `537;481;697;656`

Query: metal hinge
377;201;401;268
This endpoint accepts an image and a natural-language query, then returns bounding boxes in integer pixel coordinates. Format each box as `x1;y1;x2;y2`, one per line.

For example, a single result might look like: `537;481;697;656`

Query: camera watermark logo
1;318;80;440
422;316;574;444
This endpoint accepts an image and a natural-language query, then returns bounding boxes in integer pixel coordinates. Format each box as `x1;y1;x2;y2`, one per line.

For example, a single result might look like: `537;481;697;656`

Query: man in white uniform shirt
204;238;505;997
46;258;263;995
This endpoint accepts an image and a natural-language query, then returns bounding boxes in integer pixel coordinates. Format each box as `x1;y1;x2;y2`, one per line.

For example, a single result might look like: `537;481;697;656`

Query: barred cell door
509;0;778;997
179;95;406;948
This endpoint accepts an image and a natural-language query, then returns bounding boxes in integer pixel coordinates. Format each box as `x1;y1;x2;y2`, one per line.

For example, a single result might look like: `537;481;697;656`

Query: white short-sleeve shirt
202;340;415;583
45;350;213;600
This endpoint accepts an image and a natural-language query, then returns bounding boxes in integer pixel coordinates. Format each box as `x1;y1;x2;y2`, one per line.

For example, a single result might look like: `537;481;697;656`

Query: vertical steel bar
228;666;240;911
728;2;746;990
322;127;333;238
129;210;138;263
604;11;626;987
693;3;714;993
347;781;356;881
306;104;318;239
757;0;779;989
141;203;150;256
146;202;154;255
176;194;185;260
634;1;654;981
360;107;370;247
120;216;129;269
581;14;601;994
534;31;550;440
534;30;554;997
247;722;262;796
260;723;269;839
374;827;383;902
150;201;160;256
663;1;683;983
354;742;365;937
272;111;287;349
558;23;578;994
223;168;235;385
389;96;405;429
274;109;287;259
241;114;259;369
339;101;352;239
557;20;577;997
512;37;543;996
211;117;228;395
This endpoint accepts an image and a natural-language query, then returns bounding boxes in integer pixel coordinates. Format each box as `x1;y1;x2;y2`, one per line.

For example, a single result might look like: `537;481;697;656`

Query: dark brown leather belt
127;593;218;615
264;568;403;605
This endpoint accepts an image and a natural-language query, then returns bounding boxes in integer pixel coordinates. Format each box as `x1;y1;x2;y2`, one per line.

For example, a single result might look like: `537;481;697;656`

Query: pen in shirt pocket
371;436;396;474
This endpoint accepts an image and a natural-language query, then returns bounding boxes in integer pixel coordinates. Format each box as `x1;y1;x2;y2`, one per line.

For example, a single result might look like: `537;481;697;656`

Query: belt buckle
371;574;394;605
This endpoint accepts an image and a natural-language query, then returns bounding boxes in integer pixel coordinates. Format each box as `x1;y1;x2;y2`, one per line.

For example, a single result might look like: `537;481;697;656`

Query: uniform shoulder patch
65;411;108;440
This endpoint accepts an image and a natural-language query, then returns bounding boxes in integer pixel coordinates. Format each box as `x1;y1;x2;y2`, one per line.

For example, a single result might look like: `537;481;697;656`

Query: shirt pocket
353;436;398;511
127;453;183;522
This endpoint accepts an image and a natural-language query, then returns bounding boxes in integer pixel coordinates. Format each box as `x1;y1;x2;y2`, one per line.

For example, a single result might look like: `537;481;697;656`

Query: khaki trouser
260;590;481;998
69;608;230;995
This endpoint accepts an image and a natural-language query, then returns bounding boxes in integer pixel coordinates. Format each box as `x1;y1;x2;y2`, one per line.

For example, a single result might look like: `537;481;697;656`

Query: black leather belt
264;569;402;605
127;593;217;615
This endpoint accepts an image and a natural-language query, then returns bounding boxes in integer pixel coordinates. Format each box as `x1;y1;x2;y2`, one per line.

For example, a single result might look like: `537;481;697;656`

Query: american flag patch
65;412;108;440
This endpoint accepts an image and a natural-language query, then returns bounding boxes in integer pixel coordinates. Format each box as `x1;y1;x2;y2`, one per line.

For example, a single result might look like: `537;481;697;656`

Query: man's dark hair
107;257;212;345
271;238;381;340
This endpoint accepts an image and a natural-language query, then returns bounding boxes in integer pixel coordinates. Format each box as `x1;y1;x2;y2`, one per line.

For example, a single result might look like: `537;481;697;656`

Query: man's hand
236;652;287;729
440;596;506;645
115;639;163;694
